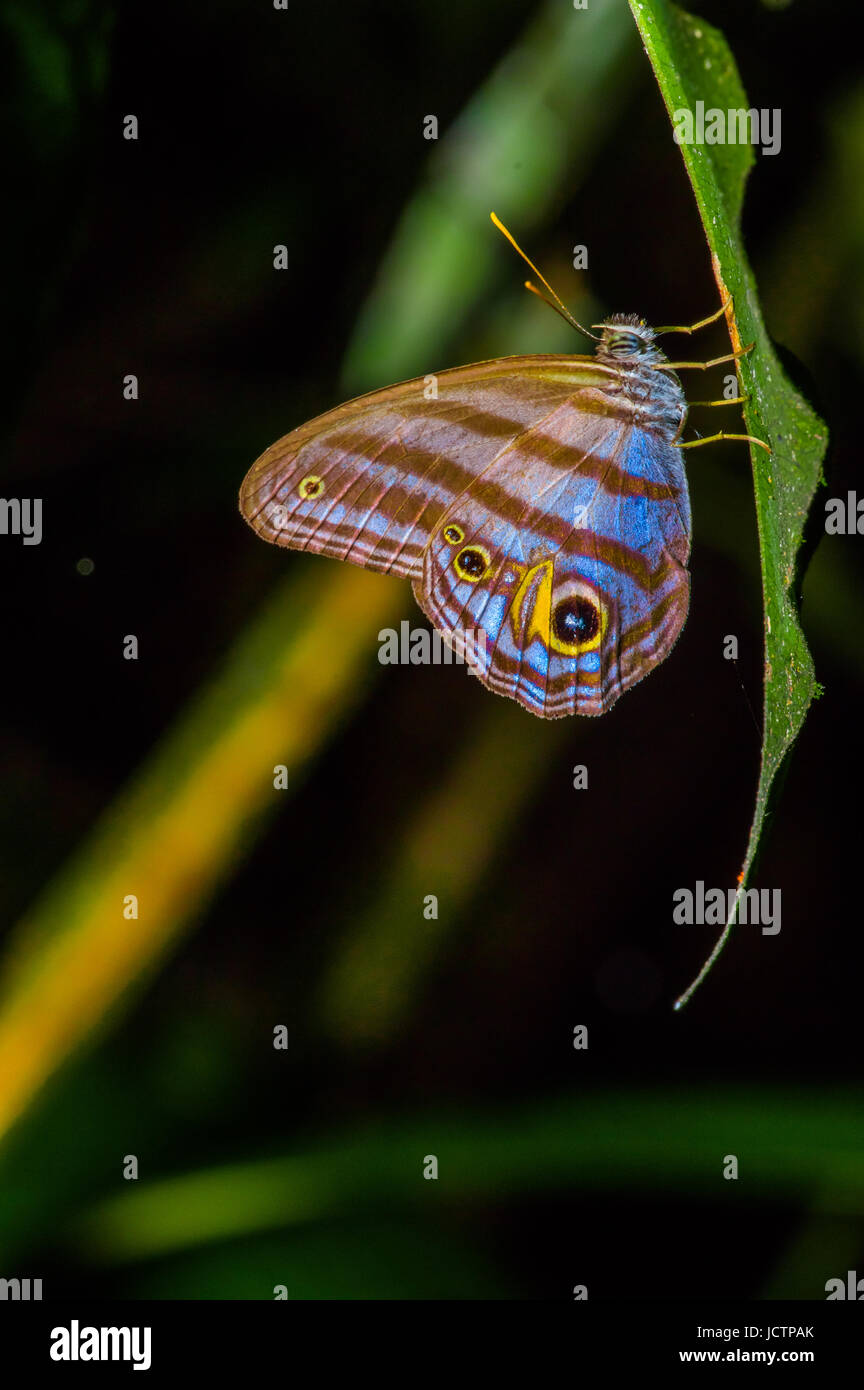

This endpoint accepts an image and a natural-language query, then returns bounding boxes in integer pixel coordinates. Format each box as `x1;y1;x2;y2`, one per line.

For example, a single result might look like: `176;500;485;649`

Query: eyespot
298;474;325;499
443;524;465;545
549;581;606;656
553;598;600;646
455;545;490;582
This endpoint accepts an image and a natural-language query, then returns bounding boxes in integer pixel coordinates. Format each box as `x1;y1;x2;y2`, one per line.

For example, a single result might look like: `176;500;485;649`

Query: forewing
239;356;608;578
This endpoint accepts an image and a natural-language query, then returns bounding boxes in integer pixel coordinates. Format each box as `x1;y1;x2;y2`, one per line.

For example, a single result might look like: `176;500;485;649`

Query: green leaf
628;1;828;1006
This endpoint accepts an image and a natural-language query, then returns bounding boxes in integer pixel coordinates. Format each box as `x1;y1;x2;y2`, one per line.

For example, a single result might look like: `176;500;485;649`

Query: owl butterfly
240;215;765;717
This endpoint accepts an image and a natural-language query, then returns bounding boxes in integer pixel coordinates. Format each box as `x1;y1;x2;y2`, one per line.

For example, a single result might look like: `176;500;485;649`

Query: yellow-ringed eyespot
454;544;491;582
549;580;606;656
298;474;325;499
442;523;465;545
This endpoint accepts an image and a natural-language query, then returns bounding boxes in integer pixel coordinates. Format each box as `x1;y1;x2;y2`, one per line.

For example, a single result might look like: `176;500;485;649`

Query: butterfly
239;216;762;718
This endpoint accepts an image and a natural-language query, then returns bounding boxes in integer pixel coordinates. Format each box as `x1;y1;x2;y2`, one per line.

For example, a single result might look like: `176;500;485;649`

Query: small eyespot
298;474;325;499
552;597;602;652
443;524;465;545
455;546;490;582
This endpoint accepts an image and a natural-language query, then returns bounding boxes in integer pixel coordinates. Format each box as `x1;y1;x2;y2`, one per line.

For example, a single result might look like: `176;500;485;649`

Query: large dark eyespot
553;597;600;646
455;546;489;581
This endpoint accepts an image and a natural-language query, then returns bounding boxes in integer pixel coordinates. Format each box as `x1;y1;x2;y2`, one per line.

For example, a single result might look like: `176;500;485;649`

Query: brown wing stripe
298;423;676;515
278;499;680;594
619;585;689;659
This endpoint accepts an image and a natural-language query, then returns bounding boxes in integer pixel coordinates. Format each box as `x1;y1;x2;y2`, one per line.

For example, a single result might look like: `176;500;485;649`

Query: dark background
0;0;862;1299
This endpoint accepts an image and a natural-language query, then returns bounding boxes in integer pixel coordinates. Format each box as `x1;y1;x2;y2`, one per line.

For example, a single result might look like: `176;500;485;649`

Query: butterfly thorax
593;313;685;443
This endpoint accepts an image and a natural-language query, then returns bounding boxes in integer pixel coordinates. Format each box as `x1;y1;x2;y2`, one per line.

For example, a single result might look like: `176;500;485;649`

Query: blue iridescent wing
415;406;691;717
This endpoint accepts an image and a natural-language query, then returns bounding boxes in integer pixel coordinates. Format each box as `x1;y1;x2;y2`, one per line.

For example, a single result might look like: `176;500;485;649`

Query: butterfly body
240;316;692;717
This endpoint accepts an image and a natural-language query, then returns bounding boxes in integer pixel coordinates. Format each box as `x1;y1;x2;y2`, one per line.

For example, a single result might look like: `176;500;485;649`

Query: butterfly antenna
490;212;598;342
523;279;587;333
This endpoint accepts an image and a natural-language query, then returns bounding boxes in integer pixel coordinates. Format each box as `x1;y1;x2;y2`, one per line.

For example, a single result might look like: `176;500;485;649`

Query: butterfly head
594;314;663;366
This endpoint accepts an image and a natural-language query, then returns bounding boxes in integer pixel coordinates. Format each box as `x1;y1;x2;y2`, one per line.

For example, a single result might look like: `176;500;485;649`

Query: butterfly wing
415;405;691;717
239;356;609;578
240;355;691;718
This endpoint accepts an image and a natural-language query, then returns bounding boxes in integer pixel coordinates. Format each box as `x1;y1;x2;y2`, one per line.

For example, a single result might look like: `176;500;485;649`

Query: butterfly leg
679;431;771;453
656;344;754;371
686;394;748;406
654;297;732;336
